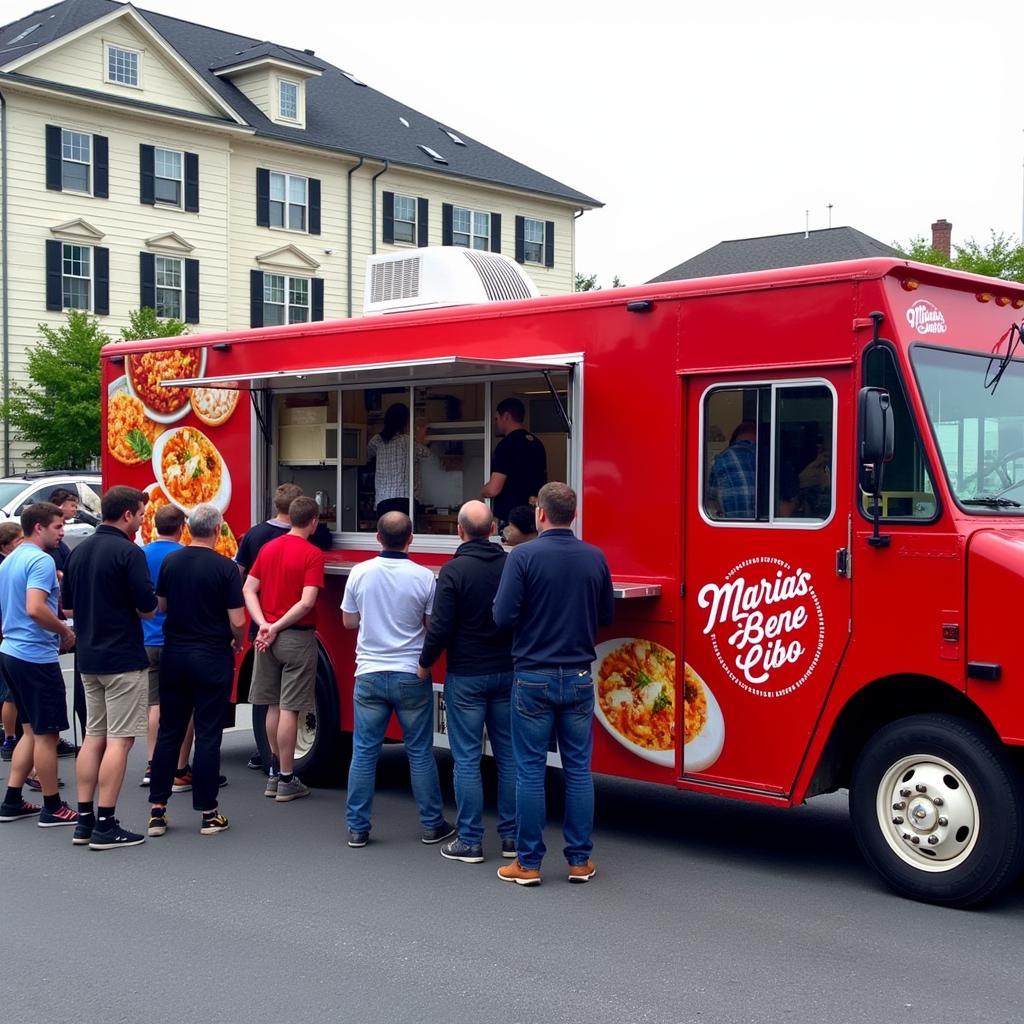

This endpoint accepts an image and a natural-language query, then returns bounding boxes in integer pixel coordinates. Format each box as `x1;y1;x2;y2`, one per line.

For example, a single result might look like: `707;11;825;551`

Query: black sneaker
440;837;484;863
0;799;40;822
26;777;64;791
147;810;168;837
421;820;456;845
56;738;79;758
218;774;228;788
88;820;146;850
73;814;95;846
500;837;517;859
247;753;263;771
38;802;78;827
140;762;152;787
200;813;229;836
0;737;15;761
347;830;369;848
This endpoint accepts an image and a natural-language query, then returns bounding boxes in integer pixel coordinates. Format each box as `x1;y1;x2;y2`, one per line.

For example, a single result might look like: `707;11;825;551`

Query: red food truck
101;253;1024;907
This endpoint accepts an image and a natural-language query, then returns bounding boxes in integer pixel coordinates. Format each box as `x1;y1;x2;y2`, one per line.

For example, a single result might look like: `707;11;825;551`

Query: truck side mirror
858;386;894;548
858;387;893;495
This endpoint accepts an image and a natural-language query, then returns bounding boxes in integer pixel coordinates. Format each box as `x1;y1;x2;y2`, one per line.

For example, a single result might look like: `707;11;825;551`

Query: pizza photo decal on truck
697;556;825;698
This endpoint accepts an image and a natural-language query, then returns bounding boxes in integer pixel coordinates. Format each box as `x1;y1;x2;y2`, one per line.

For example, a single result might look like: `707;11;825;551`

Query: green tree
119;306;189;341
895;230;1024;282
574;272;599;292
2;311;108;469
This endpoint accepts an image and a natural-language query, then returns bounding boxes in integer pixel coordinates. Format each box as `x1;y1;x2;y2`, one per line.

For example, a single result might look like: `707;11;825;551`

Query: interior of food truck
270;365;574;545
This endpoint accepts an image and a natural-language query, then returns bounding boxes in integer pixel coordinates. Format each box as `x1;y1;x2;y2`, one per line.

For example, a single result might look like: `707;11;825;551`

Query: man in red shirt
242;497;325;802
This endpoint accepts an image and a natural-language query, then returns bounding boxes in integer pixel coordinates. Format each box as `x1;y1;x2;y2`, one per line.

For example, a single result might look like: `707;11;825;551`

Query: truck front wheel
850;714;1024;908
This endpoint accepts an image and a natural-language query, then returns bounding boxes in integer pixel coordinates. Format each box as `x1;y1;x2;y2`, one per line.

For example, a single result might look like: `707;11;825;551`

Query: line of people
0;479;614;885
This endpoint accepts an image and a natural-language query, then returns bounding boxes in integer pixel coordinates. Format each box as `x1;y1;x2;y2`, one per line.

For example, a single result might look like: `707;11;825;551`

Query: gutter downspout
573;208;585;290
370;159;389;257
345;156;364;319
1;90;9;475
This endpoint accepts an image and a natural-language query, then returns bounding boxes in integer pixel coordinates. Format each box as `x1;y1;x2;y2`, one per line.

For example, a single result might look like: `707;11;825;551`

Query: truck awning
161;355;575;391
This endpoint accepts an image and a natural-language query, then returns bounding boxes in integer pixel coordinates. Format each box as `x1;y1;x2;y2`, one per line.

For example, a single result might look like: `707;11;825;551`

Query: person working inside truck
708;421;757;519
480;398;547;526
366;403;432;519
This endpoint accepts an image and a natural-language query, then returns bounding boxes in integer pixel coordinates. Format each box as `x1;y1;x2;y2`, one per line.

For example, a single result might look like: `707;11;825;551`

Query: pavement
2;726;1024;1024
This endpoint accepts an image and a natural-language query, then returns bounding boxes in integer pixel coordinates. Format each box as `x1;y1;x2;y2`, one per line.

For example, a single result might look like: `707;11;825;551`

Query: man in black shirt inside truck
480;398;546;525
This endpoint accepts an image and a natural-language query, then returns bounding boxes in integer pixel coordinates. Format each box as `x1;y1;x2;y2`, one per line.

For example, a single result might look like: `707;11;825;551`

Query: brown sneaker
568;860;596;883
497;859;541;886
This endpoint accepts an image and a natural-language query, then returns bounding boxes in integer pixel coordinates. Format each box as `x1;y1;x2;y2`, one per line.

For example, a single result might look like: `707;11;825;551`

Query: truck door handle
836;548;851;578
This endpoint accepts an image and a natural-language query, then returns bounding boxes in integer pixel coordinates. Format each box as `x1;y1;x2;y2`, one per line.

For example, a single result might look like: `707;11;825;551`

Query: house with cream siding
0;0;599;472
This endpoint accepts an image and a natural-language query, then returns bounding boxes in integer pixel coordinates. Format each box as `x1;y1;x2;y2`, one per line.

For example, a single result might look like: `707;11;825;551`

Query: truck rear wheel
850;714;1024;908
251;646;348;787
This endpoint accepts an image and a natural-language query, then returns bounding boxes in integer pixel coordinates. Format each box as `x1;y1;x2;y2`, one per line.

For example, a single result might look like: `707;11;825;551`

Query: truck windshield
913;344;1024;511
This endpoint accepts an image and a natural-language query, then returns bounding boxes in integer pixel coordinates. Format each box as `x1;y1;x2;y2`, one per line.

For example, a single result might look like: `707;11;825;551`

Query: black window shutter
94;246;109;315
545;221;555;268
256;168;270;227
308;177;321;235
382;191;395;244
311;278;324;321
514;216;526;263
93;135;109;198
184;152;199;213
490;212;501;254
442;203;453;246
417;198;428;247
45;125;62;191
139;251;156;310
139;144;155;205
250;270;264;328
45;240;63;310
185;258;200;324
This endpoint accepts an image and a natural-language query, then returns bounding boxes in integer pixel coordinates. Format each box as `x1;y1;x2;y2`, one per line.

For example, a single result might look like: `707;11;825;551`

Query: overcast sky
7;0;1024;285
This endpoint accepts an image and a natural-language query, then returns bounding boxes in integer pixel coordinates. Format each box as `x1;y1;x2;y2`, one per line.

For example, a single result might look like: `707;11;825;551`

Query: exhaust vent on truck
369;256;421;304
362;246;539;316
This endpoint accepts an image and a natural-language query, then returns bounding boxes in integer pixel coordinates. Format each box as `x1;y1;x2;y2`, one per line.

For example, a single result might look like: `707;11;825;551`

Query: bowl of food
190;386;239;428
126;347;206;424
139;481;239;558
592;638;725;772
107;376;162;466
151;425;231;513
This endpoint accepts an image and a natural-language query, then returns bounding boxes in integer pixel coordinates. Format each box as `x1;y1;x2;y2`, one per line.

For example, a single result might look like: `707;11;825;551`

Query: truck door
682;371;853;795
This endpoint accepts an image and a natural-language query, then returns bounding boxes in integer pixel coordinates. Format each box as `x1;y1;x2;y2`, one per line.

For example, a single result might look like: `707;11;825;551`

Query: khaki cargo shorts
83;668;149;738
145;646;162;707
249;629;317;712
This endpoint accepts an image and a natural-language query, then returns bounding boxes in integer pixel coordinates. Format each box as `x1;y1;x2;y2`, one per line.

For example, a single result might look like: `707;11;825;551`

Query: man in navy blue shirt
493;482;613;886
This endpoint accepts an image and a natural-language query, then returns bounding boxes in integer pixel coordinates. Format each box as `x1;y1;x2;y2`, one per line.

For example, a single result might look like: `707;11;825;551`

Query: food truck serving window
701;380;836;527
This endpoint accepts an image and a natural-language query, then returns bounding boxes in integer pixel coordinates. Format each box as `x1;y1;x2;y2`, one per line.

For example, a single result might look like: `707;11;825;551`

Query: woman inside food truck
365;402;431;518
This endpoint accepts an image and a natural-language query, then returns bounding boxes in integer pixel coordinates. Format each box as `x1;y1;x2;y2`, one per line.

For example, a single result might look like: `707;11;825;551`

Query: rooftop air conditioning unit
362;246;539;316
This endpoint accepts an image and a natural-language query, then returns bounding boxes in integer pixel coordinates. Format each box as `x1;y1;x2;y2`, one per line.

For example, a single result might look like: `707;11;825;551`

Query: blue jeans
346;671;445;834
444;671;515;846
511;668;595;869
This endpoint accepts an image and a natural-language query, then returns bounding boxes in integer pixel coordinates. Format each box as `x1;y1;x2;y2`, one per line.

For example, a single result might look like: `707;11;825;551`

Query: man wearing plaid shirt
709;421;757;518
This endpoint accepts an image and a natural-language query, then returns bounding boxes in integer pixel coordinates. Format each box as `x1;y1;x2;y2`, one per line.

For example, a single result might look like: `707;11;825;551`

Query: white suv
0;472;102;548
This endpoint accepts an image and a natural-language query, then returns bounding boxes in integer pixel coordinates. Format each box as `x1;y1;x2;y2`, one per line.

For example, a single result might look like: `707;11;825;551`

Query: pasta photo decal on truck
698;556;824;698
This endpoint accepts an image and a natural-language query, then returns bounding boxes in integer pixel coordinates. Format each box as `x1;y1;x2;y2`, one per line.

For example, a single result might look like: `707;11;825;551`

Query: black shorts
0;653;68;735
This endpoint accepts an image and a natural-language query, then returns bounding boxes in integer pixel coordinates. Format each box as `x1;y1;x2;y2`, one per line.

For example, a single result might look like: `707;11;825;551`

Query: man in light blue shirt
0;503;78;826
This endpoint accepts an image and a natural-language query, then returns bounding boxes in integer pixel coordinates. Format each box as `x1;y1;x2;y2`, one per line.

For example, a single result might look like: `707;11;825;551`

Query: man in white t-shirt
340;512;453;849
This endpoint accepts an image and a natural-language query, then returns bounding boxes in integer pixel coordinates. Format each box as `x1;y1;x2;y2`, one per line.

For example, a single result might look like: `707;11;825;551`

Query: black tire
850;713;1024;908
251;645;350;787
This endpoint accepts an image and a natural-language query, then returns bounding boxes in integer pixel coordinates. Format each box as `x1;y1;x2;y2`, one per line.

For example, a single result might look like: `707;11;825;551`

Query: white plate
125;347;207;424
591;638;726;772
108;374;129;398
151;426;231;513
591;637;676;768
682;662;725;774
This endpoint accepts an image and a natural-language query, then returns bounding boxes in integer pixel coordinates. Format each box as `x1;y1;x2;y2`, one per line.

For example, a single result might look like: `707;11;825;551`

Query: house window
393;195;416;244
153;148;183;206
452;207;489;250
523;219;545;264
279;80;299;120
61;130;91;193
269;172;307;231
106;44;140;87
264;274;310;325
154;255;183;319
62;244;92;310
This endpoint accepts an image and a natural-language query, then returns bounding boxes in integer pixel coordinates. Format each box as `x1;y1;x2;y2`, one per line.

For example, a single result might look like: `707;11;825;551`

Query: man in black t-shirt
480;398;547;525
148;503;245;838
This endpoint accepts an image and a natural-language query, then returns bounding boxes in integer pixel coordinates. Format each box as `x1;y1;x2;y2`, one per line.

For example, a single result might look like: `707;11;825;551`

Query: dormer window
106;44;140;87
279;80;299;120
